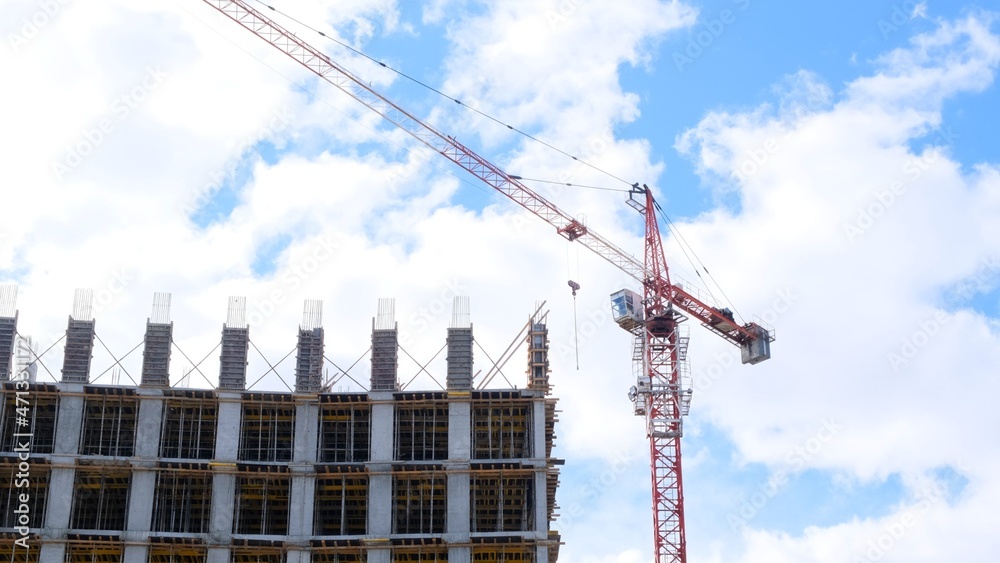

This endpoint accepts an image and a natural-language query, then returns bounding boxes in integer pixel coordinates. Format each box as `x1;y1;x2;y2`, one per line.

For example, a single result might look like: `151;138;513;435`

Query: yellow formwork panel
471;546;536;562
391;549;447;562
0;541;39;563
231;548;283;563
309;550;365;562
65;543;124;563
148;546;207;563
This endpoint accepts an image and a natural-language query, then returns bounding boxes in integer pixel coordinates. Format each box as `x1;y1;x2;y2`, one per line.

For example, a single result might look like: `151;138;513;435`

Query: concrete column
287;469;316;541
288;397;319;552
214;394;242;461
44;382;85;545
533;396;547;461
134;394;164;458
53;384;84;455
123;544;149;563
37;543;66;562
534;470;548;535
368;391;394;538
449;546;472;563
207;547;230;563
293;399;319;463
448;395;471;460
536;544;551;563
121;393;163;557
446;467;471;563
125;464;157;531
369;392;394;462
208;472;236;543
42;456;76;531
366;547;391;563
447;393;471;563
367;471;392;536
208;394;241;548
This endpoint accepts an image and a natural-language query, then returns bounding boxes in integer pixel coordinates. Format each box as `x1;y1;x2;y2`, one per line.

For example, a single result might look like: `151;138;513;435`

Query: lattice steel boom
203;2;775;561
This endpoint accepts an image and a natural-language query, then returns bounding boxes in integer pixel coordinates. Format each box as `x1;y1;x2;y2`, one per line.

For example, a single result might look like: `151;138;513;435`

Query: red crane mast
202;2;774;560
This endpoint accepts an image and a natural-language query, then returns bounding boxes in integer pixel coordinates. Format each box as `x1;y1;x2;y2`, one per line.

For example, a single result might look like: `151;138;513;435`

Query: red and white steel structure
202;2;774;560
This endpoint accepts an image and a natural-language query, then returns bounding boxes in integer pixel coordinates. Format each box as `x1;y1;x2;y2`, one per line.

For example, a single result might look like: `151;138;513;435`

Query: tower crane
201;2;775;561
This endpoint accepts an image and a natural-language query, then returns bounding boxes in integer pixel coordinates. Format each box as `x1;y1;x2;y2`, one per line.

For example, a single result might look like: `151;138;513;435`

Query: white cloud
673;11;1000;561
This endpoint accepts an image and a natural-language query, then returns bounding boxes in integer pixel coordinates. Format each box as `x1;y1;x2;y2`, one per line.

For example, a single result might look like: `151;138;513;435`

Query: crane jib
203;3;774;562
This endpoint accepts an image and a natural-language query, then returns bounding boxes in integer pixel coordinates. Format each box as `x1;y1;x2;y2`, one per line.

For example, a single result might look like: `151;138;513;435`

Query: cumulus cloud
673;10;1000;561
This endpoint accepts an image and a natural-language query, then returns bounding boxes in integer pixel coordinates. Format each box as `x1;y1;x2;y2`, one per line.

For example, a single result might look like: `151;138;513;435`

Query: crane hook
567;280;581;296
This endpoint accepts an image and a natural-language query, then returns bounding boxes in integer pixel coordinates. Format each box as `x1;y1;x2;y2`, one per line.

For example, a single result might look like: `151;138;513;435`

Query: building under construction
0;288;561;563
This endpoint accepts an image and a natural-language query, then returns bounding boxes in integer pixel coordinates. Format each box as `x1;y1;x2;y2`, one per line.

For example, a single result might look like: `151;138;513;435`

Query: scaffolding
147;543;207;563
230;544;284;562
310;548;366;562
63;541;124;563
70;464;131;531
151;464;212;534
470;468;534;533
0;459;48;528
526;322;549;394
392;547;448;562
79;388;137;457
318;395;370;463
470;395;532;460
233;465;290;535
0;539;39;562
394;397;448;462
160;391;217;460
393;470;446;534
471;546;536;562
0;384;58;454
314;470;368;536
543;400;559;526
239;393;294;462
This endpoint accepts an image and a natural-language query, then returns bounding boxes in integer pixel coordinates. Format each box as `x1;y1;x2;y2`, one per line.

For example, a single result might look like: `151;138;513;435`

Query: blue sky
3;1;1000;561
